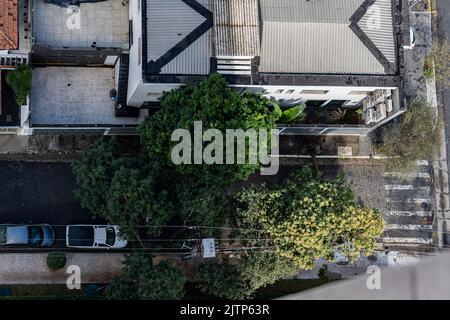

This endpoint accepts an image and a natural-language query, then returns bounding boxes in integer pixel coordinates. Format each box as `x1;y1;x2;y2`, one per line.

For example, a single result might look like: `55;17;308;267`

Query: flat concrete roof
30;67;147;126
32;0;129;49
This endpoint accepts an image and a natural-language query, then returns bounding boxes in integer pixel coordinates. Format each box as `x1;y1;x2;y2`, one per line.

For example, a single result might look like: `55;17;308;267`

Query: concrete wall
127;0;144;107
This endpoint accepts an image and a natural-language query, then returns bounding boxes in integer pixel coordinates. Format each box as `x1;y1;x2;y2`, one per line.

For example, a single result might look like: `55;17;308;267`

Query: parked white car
66;225;128;249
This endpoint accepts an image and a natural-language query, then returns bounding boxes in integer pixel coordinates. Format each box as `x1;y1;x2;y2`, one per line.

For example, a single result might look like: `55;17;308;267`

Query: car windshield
28;226;44;246
106;227;115;246
0;227;6;244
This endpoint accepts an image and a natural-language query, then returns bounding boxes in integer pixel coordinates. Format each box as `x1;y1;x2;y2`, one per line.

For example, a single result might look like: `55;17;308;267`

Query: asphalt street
0;161;104;247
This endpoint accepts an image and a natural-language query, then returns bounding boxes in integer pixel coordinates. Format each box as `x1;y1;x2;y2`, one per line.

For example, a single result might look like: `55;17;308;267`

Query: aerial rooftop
0;0;18;50
32;0;129;49
144;0;397;76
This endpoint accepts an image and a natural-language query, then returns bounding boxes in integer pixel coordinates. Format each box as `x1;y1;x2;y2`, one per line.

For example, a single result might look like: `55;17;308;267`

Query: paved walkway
0;253;124;284
0;134;96;159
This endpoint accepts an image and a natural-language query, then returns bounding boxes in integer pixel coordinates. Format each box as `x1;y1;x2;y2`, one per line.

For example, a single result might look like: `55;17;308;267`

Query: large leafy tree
378;101;442;172
72;138;174;243
235;167;384;269
193;260;252;300
72;138;125;217
106;253;186;300
105;166;174;245
193;252;298;299
139;73;281;189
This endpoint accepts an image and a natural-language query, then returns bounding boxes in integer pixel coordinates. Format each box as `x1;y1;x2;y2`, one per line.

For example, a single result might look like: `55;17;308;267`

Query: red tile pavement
0;0;18;49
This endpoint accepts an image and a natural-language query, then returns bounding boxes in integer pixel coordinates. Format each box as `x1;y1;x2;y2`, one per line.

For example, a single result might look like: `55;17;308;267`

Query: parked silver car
0;224;55;247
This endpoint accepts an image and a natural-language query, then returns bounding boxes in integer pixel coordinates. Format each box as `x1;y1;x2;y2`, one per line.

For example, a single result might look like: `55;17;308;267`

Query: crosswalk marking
386;211;432;217
382;237;433;244
385;224;432;231
385;185;431;191
381;162;434;246
385;184;415;190
384;172;431;179
385;198;431;204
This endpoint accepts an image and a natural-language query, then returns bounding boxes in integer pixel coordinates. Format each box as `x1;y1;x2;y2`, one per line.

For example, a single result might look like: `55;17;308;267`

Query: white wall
127;0;144;106
127;79;399;108
237;85;398;107
127;81;182;106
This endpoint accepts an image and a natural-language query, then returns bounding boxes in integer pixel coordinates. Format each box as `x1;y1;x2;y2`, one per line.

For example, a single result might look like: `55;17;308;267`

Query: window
322;100;350;108
300;89;329;95
285;89;295;94
275;89;284;94
138;37;141;66
106;227;116;246
129;20;133;47
28;226;44;247
348;90;371;95
305;100;327;108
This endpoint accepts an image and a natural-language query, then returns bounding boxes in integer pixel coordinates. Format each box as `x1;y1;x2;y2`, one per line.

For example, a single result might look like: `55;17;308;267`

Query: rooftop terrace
30;67;147;126
32;0;129;49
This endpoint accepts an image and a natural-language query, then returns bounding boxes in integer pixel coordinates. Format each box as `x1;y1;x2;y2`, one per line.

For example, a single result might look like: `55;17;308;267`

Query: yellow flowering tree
235;167;384;269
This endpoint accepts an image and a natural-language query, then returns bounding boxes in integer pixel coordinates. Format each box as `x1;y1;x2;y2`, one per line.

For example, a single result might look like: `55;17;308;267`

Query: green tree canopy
378;101;442;172
72;138;125;217
72;138;174;243
193;252;298;299
106;253;186;300
105;166;175;244
235;167;384;269
139;73;281;189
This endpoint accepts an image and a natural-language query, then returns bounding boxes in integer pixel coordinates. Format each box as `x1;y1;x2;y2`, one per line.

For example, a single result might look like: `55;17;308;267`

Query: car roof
6;226;28;244
67;225;95;247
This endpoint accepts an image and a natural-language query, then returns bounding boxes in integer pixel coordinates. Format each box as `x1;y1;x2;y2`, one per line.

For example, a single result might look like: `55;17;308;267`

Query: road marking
386;211;432;217
384;172;431;179
382;237;433;244
385;185;431;192
385;224;432;231
386;198;431;204
385;184;415;190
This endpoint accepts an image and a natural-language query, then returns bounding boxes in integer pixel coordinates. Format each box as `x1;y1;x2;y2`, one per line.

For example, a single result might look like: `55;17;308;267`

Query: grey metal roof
146;0;212;75
144;0;397;77
213;0;260;57
358;0;396;64
259;0;397;75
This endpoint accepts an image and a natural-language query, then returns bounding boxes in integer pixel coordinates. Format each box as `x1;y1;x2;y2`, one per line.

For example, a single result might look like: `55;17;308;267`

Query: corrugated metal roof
261;0;362;23
213;0;260;57
259;0;396;75
359;0;396;63
146;0;212;75
161;29;212;74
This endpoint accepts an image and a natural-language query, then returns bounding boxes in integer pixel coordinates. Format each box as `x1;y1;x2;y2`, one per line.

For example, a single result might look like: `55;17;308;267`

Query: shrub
5;64;32;106
47;252;67;270
378;101;442;172
428;41;450;88
423;56;434;79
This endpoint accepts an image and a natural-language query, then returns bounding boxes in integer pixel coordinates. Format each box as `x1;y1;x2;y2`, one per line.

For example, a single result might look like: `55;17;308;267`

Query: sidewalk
0;253;124;284
0;134;97;161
